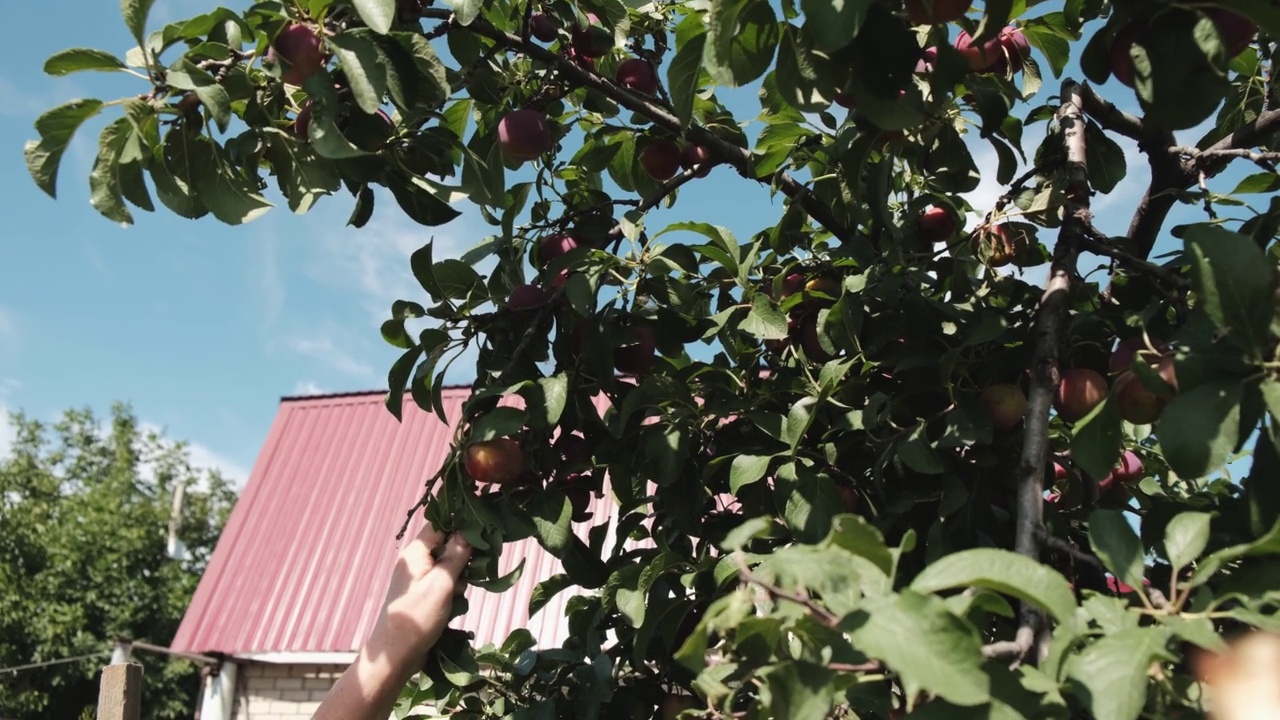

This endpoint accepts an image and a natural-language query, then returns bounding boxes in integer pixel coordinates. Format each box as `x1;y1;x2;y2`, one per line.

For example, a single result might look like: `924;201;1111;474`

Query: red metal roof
171;388;617;656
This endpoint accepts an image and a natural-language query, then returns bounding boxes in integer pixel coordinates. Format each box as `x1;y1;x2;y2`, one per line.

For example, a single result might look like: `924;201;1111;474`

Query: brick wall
235;663;345;719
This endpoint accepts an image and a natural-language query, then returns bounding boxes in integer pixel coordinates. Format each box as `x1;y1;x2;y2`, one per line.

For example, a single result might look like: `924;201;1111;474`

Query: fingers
431;533;472;582
413;520;446;550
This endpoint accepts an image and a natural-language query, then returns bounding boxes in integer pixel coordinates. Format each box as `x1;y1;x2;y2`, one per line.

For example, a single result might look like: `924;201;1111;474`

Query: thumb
432;533;472;583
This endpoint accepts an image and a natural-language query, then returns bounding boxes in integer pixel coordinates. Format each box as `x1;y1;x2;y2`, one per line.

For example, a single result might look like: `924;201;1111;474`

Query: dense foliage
0;406;237;719
25;0;1280;717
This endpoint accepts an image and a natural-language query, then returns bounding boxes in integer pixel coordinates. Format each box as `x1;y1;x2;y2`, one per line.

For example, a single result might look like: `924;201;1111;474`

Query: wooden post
97;662;143;720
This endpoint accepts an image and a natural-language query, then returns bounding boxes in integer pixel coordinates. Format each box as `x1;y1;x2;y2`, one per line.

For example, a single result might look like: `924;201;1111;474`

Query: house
171;389;618;720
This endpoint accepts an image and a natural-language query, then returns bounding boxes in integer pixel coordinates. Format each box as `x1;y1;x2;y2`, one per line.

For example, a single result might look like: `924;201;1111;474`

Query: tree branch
1011;81;1089;665
1122;107;1280;259
607;166;704;251
734;551;842;629
1079;84;1143;141
1076;224;1190;291
419;8;855;244
1034;526;1105;571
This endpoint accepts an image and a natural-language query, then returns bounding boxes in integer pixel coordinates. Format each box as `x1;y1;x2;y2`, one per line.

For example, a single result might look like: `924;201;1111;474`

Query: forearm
314;629;421;720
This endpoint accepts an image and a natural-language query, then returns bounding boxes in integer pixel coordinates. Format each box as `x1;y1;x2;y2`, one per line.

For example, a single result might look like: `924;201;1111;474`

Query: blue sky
0;0;1252;483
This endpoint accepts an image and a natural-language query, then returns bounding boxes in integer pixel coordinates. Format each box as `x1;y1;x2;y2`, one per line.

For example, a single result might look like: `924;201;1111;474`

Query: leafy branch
418;8;856;245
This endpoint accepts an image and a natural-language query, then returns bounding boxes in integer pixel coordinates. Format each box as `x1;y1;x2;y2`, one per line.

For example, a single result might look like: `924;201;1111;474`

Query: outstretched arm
314;523;471;720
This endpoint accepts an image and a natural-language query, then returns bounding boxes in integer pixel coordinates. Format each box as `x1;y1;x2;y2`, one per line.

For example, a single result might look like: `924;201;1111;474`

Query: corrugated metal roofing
171;388;618;656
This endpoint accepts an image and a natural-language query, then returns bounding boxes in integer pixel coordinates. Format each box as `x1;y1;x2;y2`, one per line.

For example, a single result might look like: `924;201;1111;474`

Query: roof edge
279;384;478;404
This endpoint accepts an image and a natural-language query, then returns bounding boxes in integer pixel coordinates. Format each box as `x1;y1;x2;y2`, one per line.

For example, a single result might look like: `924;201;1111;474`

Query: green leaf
167;60;234;132
741;294;788;340
43;48;128;76
188;136;273;225
528;374;569;429
431;259;482;300
1066;627;1173;720
330;31;388;116
352;0;396;34
25;99;105;199
764;662;836;720
774;26;837;114
263;133;341;214
395;32;450;107
1023;19;1071;77
1232;172;1280;194
388;175;464;226
1070;398;1123;481
722;516;773;550
121;0;158;47
667;28;706;128
529;573;573;616
1158;615;1228;653
1184;225;1276;358
1190;517;1280;587
705;0;780;87
150;124;209;219
1089;510;1145;588
1164;512;1212;572
824;514;893;576
910;548;1077;626
88;118;136;225
730;454;772;493
1084;120;1126;194
471;406;527;441
471;558;526;592
443;0;483;26
527;490;574;556
385;346;424;421
799;0;868;52
1159;380;1243;480
843;591;990;707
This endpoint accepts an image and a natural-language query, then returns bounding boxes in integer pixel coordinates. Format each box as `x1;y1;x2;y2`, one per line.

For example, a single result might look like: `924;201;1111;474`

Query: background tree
23;0;1280;717
0;405;237;720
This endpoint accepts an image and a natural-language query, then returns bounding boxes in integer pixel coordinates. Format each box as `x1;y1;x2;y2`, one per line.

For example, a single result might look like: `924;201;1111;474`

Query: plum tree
27;0;1280;718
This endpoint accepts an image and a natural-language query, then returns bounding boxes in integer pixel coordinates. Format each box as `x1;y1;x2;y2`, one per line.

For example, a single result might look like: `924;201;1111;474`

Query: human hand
370;522;472;668
315;524;471;720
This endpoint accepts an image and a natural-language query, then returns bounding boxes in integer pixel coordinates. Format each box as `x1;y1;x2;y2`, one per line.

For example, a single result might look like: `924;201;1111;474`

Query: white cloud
182;439;252;487
0;403;14;460
305;197;494;322
293;380;326;396
284;332;378;380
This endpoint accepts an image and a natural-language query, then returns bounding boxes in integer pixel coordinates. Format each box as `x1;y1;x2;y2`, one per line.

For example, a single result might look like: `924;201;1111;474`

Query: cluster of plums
463;431;596;520
765;272;844;363
979;334;1179;432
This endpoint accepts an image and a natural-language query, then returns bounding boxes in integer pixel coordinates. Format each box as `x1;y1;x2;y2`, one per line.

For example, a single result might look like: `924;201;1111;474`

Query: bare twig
1077;224;1190;290
827;661;883;674
1171;145;1280;167
607;166;704;251
734;552;842;629
981;629;1035;661
419;8;855;245
1034;527;1105;571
